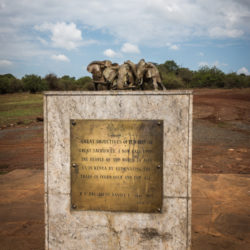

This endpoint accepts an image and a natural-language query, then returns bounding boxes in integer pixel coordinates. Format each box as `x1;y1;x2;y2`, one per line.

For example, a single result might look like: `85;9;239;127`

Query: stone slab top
44;90;193;96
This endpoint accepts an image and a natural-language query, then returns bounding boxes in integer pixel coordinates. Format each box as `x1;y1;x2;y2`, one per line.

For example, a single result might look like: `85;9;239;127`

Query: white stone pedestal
44;91;192;250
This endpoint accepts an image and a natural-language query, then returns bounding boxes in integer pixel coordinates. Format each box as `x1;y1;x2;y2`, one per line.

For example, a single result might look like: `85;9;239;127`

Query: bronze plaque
70;120;163;213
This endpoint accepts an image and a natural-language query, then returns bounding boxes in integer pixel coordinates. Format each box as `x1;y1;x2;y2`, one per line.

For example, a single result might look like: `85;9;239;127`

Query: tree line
1;60;250;94
157;60;250;89
0;74;93;94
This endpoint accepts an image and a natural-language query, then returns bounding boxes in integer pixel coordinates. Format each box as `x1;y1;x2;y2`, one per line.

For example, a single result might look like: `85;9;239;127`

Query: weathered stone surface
44;91;192;250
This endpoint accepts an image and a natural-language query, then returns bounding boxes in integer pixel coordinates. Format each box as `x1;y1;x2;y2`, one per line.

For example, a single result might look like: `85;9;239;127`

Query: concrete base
44;91;192;250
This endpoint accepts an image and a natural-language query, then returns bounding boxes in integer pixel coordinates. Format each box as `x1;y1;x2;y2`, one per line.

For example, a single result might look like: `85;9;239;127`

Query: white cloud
51;54;70;62
166;43;179;50
199;52;204;56
170;44;179;50
237;67;250;75
103;49;120;58
35;22;82;50
0;2;6;9
0;59;12;66
37;37;48;46
2;0;249;48
198;60;228;68
0;0;250;77
198;61;209;67
121;43;140;54
209;27;244;38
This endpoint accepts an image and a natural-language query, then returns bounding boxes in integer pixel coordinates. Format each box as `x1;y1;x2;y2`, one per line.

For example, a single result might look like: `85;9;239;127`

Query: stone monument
44;90;192;249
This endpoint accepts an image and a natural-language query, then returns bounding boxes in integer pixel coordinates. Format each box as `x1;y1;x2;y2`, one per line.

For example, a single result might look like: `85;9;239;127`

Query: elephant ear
87;61;104;72
103;60;112;67
125;60;137;77
103;67;117;82
145;63;158;78
111;63;119;69
137;59;147;78
145;68;153;78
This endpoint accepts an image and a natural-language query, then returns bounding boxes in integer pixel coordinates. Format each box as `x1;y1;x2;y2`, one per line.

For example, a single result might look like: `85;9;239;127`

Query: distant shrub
162;73;186;89
158;60;179;74
22;74;45;93
190;66;225;88
59;75;77;90
44;73;59;90
9;78;24;93
177;68;193;87
76;76;93;90
0;76;10;94
223;73;250;88
1;59;250;94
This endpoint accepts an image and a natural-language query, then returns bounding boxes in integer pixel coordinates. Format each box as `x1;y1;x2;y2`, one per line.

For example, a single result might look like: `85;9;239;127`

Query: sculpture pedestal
44;91;192;249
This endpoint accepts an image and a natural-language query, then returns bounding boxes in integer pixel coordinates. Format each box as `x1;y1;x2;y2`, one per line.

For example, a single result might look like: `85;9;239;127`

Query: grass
0;93;43;127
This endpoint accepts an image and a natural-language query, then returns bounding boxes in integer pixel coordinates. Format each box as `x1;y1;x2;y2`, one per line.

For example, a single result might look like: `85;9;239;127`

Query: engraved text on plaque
70;120;163;213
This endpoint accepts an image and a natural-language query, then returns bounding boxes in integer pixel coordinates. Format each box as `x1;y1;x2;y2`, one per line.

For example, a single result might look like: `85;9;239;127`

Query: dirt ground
0;88;250;249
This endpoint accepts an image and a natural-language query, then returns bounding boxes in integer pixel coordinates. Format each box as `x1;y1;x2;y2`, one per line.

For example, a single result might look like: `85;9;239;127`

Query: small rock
36;117;44;122
236;158;242;161
228;148;234;151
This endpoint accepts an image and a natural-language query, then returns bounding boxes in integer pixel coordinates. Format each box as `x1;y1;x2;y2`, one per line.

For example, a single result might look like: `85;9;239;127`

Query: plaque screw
157;121;161;125
72;204;77;209
157;164;161;169
157;208;161;212
72;163;77;168
72;120;76;126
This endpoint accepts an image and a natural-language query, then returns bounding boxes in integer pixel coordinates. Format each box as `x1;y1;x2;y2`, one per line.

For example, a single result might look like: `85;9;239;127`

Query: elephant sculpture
87;60;119;90
136;59;166;90
87;59;165;90
115;62;136;90
103;63;119;89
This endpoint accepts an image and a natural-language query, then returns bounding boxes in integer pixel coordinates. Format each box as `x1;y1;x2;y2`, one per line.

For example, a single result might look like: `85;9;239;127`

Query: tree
0;76;10;94
59;75;76;90
223;73;250;88
162;60;179;73
177;67;193;87
191;66;225;88
22;74;44;93
76;76;93;90
45;73;59;90
9;78;24;93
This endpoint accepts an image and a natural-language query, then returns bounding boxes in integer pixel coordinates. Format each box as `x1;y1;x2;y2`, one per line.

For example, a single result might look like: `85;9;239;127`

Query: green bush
0;74;22;94
0;76;10;94
190;66;225;88
1;59;250;94
9;78;24;93
177;68;193;87
162;73;185;89
22;74;45;93
223;73;250;88
59;75;77;90
44;73;59;90
76;76;93;90
158;60;179;74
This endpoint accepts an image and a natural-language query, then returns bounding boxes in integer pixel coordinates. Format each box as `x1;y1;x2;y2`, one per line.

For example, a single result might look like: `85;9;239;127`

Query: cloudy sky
0;0;250;78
